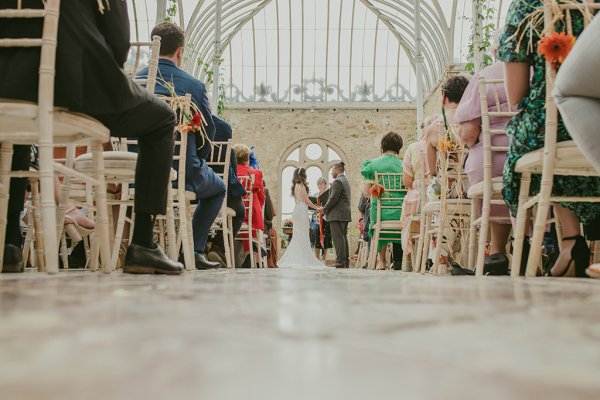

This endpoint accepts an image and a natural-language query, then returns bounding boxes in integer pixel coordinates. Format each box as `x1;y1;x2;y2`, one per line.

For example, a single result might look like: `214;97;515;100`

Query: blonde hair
233;143;251;164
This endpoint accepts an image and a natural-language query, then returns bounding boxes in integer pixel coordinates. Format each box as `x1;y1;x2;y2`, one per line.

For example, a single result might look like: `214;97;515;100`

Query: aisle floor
1;268;600;400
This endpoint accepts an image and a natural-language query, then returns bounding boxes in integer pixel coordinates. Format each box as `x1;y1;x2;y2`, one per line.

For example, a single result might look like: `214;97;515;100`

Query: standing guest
0;0;183;274
233;144;266;260
499;0;600;277
138;22;225;270
310;177;333;261
206;116;246;267
361;132;405;270
455;61;513;275
323;162;352;269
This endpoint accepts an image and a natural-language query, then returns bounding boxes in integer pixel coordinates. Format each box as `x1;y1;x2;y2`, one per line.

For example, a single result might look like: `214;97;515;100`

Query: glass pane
306;166;323;196
305;143;323;160
281;166;296;217
287;148;300;162
328;147;341;162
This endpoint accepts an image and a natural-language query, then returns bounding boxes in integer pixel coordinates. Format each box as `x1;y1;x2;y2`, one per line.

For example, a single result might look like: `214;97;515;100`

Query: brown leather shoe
331;263;347;269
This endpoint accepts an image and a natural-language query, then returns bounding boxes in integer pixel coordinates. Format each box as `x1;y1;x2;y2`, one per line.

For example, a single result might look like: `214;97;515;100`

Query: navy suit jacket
137;59;215;161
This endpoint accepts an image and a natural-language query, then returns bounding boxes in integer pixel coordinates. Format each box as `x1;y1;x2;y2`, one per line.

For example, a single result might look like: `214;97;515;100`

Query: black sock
5;211;23;247
132;213;156;249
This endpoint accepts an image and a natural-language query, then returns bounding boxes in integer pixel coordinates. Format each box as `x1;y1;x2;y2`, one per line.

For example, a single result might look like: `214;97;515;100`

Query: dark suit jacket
324;174;352;222
0;0;147;115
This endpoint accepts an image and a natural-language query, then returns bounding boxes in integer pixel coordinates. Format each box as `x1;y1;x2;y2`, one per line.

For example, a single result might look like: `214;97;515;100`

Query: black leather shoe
483;253;509;276
123;244;184;275
450;262;475;276
2;244;24;273
195;253;221;270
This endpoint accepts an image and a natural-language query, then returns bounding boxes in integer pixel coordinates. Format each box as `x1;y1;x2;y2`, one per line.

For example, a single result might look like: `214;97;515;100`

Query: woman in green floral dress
499;0;600;276
361;132;406;270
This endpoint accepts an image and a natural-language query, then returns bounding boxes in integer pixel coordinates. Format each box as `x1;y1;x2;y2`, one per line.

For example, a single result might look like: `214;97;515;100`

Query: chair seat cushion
74;151;137;176
467;177;504;198
0;100;109;145
515;140;597;176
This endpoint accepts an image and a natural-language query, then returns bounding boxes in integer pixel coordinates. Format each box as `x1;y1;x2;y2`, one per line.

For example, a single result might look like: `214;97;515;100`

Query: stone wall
223;106;417;251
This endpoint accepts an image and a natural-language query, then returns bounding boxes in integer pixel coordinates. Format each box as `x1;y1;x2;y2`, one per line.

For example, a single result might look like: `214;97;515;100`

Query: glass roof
127;0;511;104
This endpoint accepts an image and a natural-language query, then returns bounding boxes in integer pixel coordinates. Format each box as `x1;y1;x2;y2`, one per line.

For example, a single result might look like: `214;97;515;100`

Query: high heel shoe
545;236;589;278
64;207;95;243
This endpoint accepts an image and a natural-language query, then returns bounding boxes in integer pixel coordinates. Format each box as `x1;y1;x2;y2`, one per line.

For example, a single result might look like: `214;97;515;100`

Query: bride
279;168;326;268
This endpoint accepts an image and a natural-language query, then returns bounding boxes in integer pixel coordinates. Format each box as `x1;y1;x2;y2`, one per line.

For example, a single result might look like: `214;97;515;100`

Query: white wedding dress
279;187;325;269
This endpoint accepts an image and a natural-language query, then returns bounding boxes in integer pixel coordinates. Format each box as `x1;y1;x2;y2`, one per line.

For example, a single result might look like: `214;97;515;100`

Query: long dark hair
291;168;309;197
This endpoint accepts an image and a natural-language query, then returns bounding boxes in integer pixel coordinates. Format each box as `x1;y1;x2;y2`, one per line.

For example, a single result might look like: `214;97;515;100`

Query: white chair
0;1;111;273
419;134;472;275
467;77;517;276
206;139;236;268
401;149;427;272
366;172;406;270
235;175;265;268
511;1;600;277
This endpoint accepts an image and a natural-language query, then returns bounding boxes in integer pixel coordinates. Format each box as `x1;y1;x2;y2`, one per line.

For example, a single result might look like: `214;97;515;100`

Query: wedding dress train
279;196;325;269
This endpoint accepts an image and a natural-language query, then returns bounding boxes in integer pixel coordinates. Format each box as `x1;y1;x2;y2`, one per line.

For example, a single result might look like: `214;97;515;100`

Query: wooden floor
1;267;600;399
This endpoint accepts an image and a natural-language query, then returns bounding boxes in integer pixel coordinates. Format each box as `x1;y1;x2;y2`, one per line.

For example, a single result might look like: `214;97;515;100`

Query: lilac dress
455;62;513;223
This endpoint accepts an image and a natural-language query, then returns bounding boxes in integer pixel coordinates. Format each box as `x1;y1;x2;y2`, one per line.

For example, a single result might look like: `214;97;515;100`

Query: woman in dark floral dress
499;0;600;276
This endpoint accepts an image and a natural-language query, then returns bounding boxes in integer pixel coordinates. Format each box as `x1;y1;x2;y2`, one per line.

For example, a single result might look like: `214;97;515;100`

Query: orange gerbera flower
370;183;385;199
538;32;576;66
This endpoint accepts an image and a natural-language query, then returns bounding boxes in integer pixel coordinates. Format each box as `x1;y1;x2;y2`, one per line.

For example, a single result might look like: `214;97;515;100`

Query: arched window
278;139;348;223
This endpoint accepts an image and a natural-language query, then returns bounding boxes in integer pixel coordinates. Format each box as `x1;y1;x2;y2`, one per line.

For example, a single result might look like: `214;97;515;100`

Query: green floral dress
361;154;405;250
498;0;600;224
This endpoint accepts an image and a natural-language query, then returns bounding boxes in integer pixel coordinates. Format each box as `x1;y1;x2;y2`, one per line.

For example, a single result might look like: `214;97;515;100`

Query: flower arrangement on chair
370;183;386;199
283;218;293;228
538;31;576;70
178;112;203;133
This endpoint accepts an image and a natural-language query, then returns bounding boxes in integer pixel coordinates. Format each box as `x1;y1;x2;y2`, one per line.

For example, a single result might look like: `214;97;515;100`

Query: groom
323;162;352;268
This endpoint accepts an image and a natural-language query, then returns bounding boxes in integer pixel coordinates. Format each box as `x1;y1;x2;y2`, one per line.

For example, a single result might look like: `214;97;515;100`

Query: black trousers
329;221;349;266
91;95;175;215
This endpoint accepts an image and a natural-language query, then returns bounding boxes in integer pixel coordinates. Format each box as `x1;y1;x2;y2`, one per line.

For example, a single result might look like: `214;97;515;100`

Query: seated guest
400;116;437;264
499;0;600;277
233;144;266;263
0;0;183;274
206;116;246;267
553;13;600;279
263;185;279;268
360;132;405;270
138;22;224;269
423;76;470;177
455;61;513;274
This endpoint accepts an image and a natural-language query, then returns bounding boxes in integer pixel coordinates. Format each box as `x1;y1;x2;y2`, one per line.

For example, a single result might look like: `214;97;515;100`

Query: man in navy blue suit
137;22;225;270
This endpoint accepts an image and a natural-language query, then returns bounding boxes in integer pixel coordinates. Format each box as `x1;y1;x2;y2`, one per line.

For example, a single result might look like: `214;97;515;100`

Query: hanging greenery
161;2;227;118
465;0;497;72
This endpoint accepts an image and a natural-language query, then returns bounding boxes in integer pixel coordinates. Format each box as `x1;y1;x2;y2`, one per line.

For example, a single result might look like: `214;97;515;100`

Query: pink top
455;62;514;130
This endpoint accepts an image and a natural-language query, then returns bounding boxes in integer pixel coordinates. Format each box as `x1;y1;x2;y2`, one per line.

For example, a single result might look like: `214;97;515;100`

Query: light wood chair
0;1;111;273
419;132;472;275
401;149;428;272
366;172;406;270
235;174;265;268
511;0;600;277
467;77;517;276
206;139;236;268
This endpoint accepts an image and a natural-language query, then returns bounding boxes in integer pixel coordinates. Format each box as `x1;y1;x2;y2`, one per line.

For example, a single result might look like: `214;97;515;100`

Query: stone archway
277;139;350;227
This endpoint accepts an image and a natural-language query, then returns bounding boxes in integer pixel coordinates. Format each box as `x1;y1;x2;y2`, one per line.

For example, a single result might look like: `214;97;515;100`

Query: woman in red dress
233;144;266;254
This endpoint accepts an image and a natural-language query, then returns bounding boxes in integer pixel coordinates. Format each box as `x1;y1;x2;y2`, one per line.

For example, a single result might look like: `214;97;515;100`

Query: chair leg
510;173;532;277
475;198;491;277
86;181;100;272
367;226;379;270
227;214;235;268
91;141;112;273
37;143;59;274
0;143;14;272
222;212;233;268
431;213;446;275
179;200;195;270
468;199;478;270
111;193;128;270
420;213;432;273
31;181;45;271
165;188;178;261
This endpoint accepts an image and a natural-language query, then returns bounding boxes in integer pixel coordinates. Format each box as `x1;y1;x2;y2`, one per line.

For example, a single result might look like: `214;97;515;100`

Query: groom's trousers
330;221;349;267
